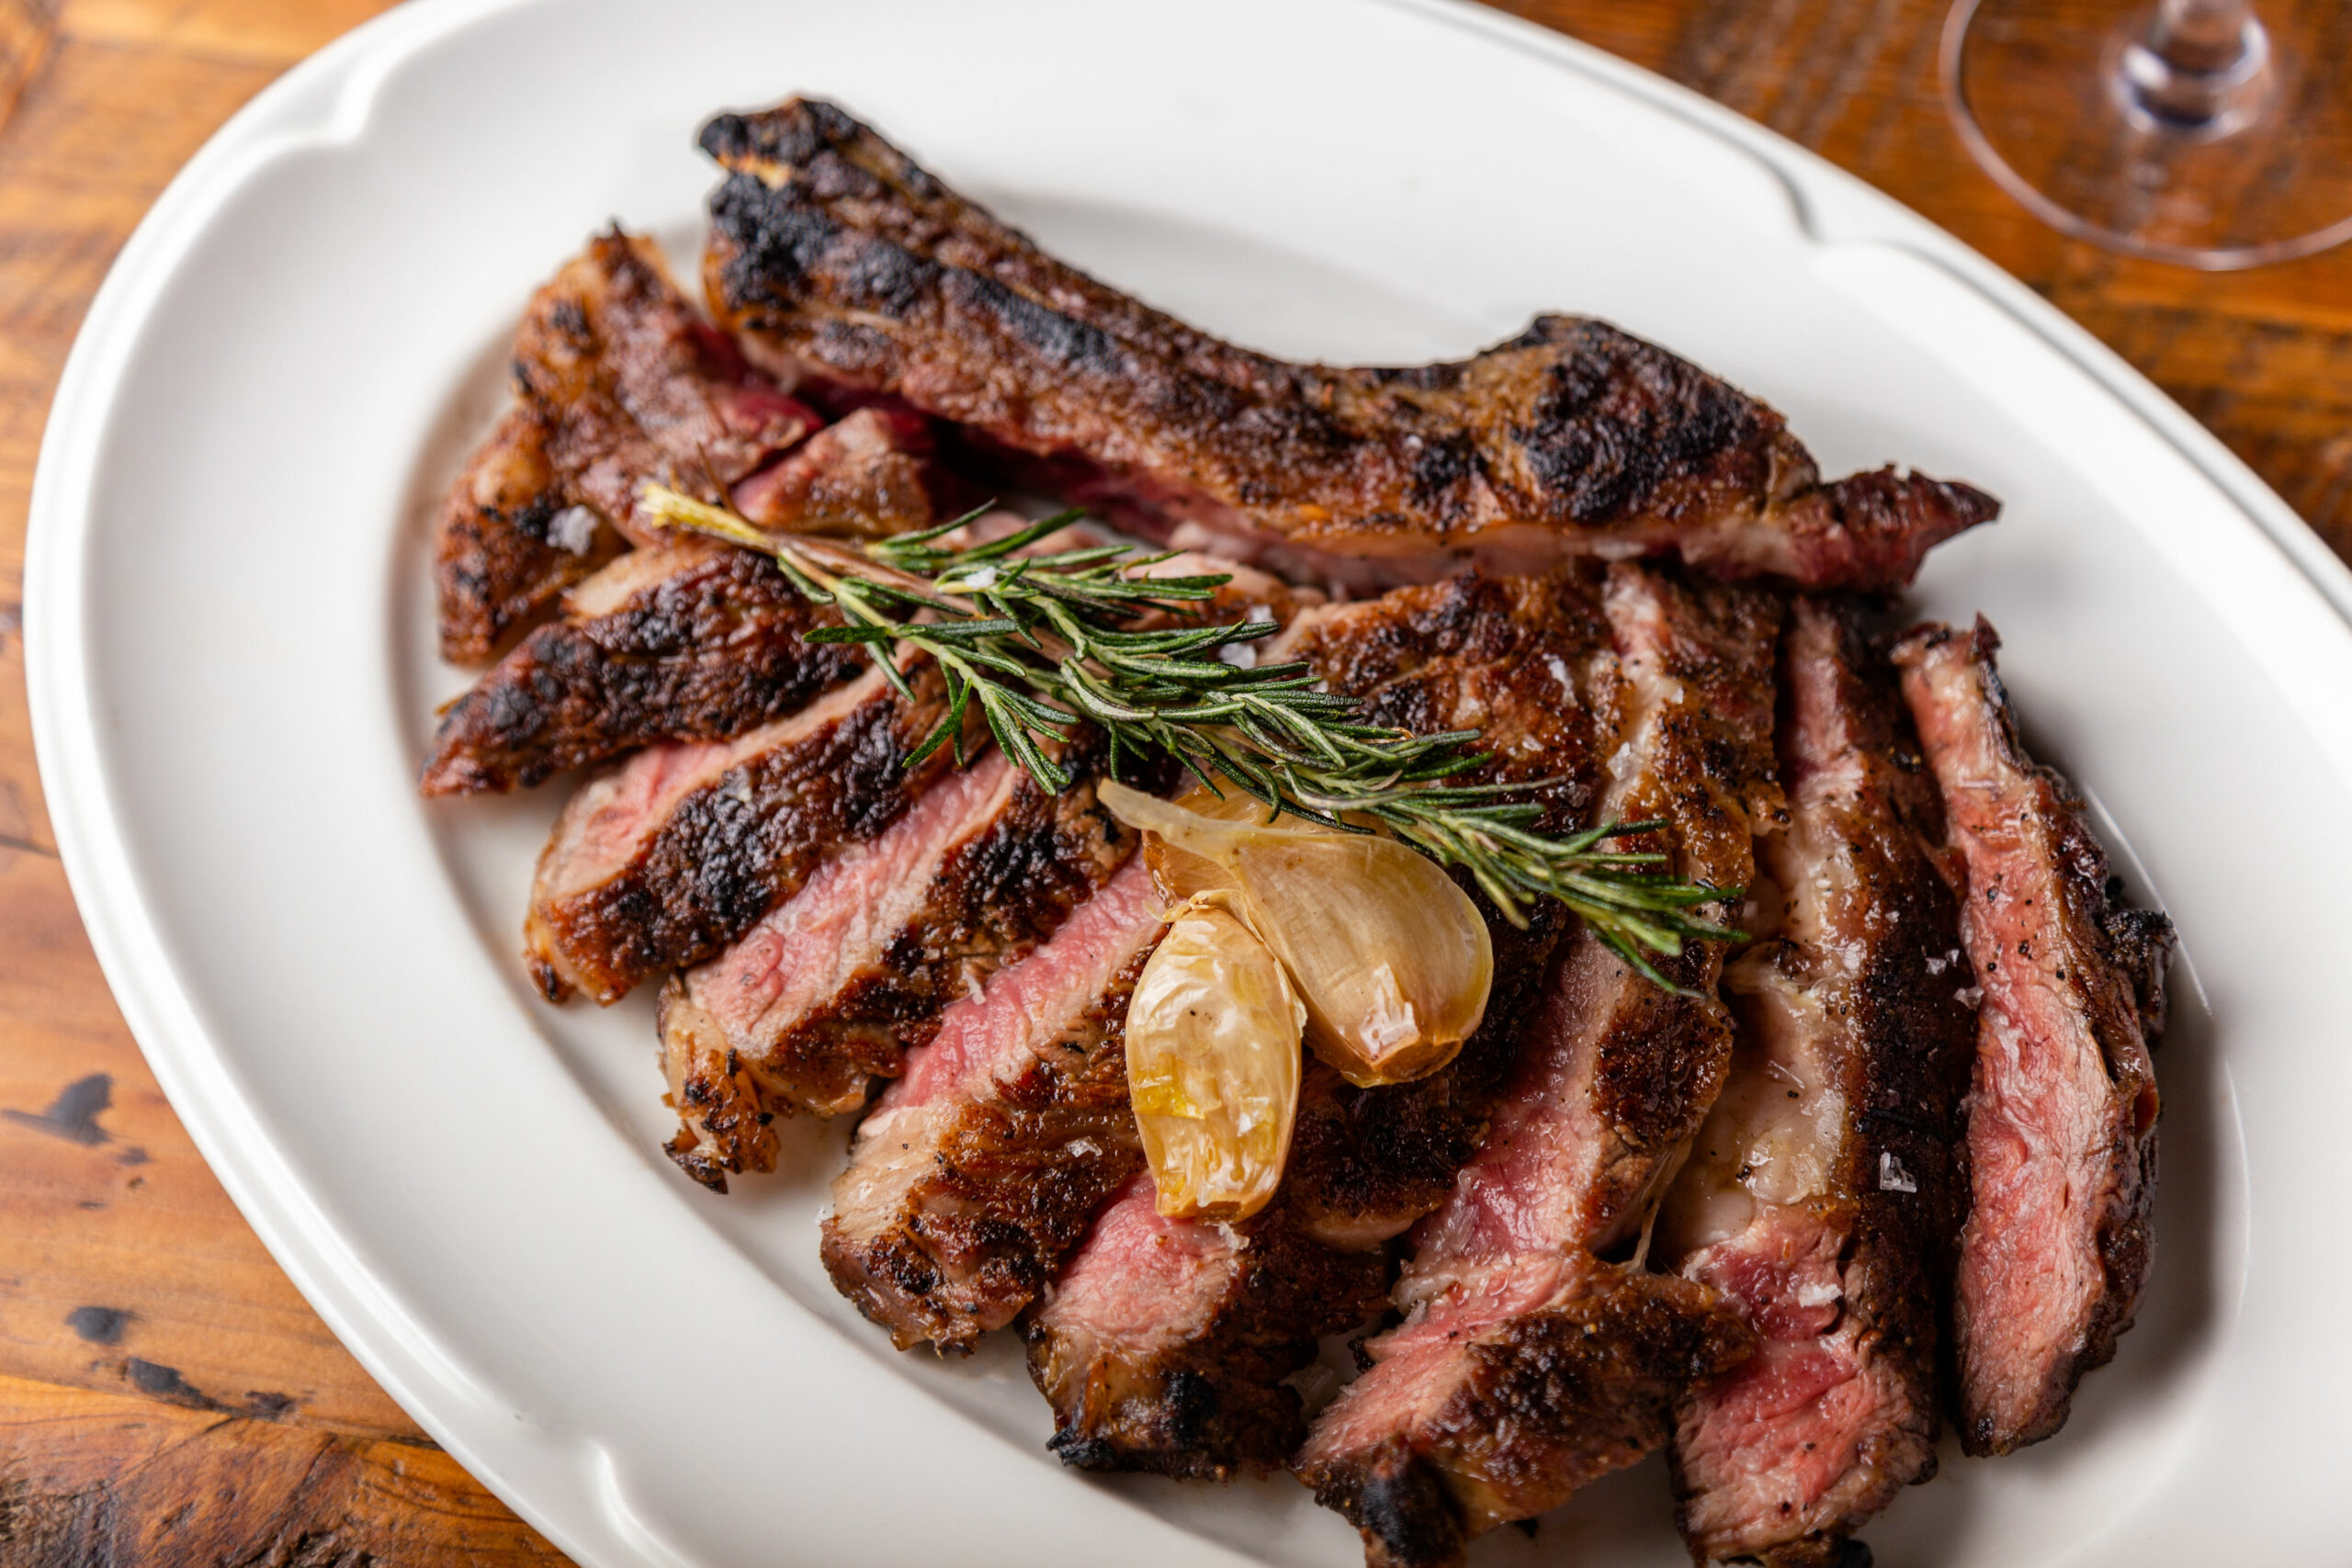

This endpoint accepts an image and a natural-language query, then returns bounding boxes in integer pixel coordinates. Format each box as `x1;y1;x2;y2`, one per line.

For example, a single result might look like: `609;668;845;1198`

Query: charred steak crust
695;99;1995;591
1665;595;1977;1567
1308;1269;1754;1568
1024;1167;1389;1482
524;661;958;1005
421;540;858;795
658;734;1138;1190
820;862;1163;1352
1894;618;2172;1458
435;228;816;665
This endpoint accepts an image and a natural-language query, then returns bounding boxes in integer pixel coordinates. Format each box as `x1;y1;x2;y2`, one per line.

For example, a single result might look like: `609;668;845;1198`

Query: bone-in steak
1297;564;1783;1568
435;228;817;664
523;658;962;1005
1894;619;2172;1457
695;99;1996;594
820;856;1161;1351
658;736;1134;1189
1660;596;1976;1567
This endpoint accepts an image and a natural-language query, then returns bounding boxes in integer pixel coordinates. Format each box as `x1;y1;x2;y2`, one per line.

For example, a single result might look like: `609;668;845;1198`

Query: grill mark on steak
695;98;1996;593
820;858;1161;1351
1024;1163;1389;1481
658;736;1135;1188
1297;564;1783;1568
435;228;820;665
1894;618;2172;1457
1660;596;1975;1567
1022;571;1615;1478
523;658;963;1005
421;538;861;796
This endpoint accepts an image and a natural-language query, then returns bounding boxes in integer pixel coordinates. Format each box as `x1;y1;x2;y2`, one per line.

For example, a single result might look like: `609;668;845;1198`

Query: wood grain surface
1;0;2345;1562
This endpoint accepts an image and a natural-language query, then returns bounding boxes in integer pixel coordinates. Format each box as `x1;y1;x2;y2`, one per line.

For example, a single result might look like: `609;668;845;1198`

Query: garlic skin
1104;781;1492;1087
1125;893;1304;1223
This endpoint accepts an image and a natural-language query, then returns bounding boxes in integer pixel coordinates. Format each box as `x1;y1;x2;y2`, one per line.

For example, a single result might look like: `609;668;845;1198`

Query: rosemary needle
638;483;1738;987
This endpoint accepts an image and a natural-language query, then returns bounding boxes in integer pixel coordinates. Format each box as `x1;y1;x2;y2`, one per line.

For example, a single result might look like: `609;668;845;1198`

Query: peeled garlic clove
1136;780;1273;901
1125;893;1303;1223
1227;831;1491;1087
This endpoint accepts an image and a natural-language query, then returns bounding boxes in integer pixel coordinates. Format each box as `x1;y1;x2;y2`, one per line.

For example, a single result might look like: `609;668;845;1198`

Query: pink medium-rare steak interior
1894;618;2172;1457
525;659;963;1004
697;98;1996;597
1662;594;1974;1567
820;857;1161;1351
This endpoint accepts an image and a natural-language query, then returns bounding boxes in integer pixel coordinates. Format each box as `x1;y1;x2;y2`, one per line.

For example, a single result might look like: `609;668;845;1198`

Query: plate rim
24;1;2352;1563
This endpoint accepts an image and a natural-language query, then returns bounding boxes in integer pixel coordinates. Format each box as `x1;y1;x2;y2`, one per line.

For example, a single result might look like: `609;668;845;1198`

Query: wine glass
1943;0;2352;268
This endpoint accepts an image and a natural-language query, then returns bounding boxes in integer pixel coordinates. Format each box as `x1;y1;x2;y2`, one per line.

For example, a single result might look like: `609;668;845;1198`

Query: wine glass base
1943;0;2352;268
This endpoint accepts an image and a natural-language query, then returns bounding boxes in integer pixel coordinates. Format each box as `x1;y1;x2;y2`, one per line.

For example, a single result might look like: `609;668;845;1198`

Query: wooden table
1;1;2344;1560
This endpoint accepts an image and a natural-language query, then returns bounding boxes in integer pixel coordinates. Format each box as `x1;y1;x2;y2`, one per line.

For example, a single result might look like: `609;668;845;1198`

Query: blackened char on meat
435;228;819;664
658;734;1133;1190
820;858;1161;1351
1894;619;2171;1457
523;658;967;1005
1659;596;1976;1567
1025;1162;1388;1481
695;98;1996;593
421;539;860;796
1024;570;1616;1478
1296;564;1784;1568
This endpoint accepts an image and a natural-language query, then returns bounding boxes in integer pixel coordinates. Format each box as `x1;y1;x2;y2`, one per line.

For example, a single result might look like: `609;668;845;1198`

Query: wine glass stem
2127;0;2271;129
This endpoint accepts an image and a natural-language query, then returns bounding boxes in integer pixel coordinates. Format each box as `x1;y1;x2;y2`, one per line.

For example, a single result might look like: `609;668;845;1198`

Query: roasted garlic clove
1125;893;1304;1222
1104;781;1492;1087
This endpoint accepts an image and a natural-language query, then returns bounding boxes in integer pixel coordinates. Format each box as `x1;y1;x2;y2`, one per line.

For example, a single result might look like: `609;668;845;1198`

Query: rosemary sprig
639;484;1738;985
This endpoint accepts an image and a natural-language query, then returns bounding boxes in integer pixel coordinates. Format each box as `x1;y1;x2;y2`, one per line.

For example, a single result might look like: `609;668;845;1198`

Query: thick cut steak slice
421;539;858;796
1660;596;1976;1567
435;228;818;664
1024;1163;1388;1481
658;738;1134;1189
1298;564;1783;1568
1894;619;2172;1457
1023;569;1612;1479
821;858;1161;1351
523;659;958;1005
696;99;1995;593
731;405;936;536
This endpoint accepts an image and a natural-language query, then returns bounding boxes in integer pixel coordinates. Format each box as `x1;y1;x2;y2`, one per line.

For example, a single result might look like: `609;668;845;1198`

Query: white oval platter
26;0;2352;1563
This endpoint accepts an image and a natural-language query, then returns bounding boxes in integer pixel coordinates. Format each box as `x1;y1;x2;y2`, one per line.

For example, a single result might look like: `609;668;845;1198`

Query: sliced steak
696;98;1996;593
658;736;1134;1188
1297;564;1784;1568
1024;570;1615;1478
1024;1162;1388;1481
435;228;819;664
1660;595;1976;1567
1894;619;2172;1457
523;659;961;1004
421;538;859;796
732;405;936;536
820;857;1161;1351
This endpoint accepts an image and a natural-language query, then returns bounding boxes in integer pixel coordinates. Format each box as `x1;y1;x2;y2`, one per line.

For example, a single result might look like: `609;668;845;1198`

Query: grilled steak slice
1297;564;1783;1568
821;857;1161;1350
695;98;1996;593
658;739;1134;1187
1660;596;1975;1567
421;539;859;796
1024;1163;1389;1482
1894;619;2172;1457
435;228;819;664
523;659;959;1004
